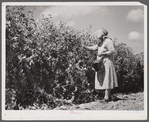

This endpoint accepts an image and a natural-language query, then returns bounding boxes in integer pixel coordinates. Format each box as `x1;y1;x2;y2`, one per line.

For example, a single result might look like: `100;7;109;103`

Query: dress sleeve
104;39;115;55
87;44;98;51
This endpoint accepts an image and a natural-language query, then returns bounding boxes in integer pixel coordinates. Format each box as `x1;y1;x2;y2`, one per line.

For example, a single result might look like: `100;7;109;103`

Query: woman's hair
100;28;108;36
97;28;109;46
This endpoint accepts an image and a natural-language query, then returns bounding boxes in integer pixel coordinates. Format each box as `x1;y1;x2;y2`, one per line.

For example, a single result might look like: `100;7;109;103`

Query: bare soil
54;92;144;110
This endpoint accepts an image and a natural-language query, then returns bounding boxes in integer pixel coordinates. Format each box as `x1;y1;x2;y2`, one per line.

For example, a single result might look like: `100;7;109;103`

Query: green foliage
6;6;144;110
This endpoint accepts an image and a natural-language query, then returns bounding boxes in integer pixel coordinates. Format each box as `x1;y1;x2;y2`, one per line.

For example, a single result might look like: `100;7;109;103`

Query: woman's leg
104;89;108;100
104;89;111;100
109;89;111;99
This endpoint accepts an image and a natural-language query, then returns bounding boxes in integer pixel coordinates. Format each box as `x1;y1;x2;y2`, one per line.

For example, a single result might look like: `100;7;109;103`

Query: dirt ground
54;92;144;110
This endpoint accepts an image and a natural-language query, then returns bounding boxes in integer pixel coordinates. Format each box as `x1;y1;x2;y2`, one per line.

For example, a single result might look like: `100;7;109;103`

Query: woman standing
83;28;118;102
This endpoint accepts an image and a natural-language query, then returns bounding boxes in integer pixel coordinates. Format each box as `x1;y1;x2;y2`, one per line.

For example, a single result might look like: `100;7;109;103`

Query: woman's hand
82;44;85;48
98;52;107;57
82;44;88;50
81;41;86;47
81;43;86;49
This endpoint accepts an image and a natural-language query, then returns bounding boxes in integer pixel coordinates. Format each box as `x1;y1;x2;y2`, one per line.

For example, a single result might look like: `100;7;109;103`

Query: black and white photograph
2;2;147;120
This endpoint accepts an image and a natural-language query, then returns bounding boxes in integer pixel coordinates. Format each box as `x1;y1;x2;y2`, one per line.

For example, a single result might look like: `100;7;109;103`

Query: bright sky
25;5;144;54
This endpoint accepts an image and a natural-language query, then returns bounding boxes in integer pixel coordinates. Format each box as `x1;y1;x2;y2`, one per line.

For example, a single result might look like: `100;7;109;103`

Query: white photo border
2;2;147;120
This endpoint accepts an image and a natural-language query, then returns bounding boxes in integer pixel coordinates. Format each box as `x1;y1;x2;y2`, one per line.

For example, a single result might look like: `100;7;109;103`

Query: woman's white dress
95;38;118;90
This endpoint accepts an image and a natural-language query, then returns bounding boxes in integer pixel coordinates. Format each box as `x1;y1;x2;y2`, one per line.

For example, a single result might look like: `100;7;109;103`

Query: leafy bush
114;41;144;93
6;6;144;110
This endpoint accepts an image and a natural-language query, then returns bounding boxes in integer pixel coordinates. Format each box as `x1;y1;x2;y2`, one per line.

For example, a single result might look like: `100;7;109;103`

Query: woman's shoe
99;98;110;103
104;99;110;102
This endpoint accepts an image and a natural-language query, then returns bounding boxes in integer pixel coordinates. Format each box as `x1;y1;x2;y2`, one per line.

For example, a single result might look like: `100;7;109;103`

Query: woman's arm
83;44;98;51
101;50;114;55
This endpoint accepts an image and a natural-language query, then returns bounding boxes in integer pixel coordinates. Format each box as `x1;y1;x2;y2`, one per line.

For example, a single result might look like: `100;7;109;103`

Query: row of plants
6;6;144;110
